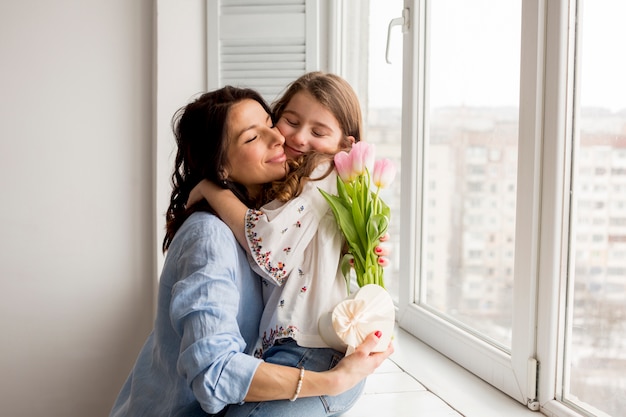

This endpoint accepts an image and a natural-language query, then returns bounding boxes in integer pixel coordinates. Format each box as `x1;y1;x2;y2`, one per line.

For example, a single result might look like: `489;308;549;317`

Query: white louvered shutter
207;0;319;104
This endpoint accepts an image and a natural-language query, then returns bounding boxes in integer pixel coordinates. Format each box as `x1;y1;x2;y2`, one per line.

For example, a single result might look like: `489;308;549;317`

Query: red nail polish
375;330;382;338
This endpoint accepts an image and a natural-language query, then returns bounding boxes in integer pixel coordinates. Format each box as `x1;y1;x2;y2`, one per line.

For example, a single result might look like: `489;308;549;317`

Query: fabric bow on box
332;284;395;354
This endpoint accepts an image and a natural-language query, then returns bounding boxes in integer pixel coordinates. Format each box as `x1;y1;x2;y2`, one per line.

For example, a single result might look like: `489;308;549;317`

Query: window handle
385;8;410;64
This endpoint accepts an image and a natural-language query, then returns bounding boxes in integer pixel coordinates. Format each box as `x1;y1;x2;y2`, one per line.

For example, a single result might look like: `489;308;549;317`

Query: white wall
0;1;330;415
0;1;156;415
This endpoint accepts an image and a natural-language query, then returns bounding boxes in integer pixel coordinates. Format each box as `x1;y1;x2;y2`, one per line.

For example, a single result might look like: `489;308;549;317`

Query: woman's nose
270;126;285;146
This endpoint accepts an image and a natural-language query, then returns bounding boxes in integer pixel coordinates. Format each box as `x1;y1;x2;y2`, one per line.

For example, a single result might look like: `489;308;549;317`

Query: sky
368;0;626;113
578;0;626;112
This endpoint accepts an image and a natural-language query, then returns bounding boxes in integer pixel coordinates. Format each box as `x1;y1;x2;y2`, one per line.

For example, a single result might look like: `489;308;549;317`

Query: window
343;1;625;416
388;0;535;407
189;2;626;416
562;1;626;415
359;0;405;303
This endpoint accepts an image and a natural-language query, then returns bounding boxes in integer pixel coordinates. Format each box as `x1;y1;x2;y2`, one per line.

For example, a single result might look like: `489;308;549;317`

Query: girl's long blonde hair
269;72;363;201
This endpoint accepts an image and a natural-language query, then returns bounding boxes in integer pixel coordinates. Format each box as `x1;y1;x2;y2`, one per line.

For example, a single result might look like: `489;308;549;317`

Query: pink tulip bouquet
320;141;396;290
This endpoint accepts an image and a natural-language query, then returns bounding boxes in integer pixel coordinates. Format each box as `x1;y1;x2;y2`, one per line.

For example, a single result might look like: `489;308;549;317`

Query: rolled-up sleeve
170;223;262;414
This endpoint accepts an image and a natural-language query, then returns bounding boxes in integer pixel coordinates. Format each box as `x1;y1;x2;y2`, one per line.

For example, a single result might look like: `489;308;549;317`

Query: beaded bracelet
289;367;305;401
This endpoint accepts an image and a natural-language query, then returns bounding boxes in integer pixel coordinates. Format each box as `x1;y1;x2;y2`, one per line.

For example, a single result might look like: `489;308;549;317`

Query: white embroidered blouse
245;161;349;354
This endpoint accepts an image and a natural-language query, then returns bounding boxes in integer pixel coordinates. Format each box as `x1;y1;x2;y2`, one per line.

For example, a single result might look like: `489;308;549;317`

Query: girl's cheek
276;121;289;137
282;130;299;146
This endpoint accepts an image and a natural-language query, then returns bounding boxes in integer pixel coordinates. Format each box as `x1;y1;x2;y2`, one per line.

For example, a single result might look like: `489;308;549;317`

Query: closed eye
283;117;299;126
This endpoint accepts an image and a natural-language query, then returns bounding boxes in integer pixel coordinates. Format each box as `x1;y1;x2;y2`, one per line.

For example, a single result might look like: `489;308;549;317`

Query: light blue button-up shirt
110;212;264;416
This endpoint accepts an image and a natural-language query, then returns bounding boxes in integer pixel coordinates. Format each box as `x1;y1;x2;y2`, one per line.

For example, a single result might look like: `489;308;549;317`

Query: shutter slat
223;0;303;8
223;63;306;71
222;44;305;52
223;69;306;80
222;56;305;64
222;6;305;14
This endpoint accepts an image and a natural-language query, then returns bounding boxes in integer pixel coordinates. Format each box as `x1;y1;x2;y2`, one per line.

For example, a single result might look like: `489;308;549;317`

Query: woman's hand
246;331;394;402
323;330;394;396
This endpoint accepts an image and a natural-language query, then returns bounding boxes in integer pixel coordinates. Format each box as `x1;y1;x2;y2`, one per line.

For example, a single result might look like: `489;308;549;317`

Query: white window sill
391;327;539;417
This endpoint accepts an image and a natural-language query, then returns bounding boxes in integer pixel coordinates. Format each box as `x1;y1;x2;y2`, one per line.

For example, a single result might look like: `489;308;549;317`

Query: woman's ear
219;169;229;181
347;135;356;145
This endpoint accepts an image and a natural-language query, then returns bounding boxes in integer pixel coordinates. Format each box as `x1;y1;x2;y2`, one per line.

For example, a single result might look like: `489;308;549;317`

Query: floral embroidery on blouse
254;347;263;358
246;209;288;284
261;325;299;353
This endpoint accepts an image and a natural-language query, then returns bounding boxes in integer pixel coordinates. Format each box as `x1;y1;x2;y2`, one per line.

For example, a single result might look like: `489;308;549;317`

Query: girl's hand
187;179;214;207
186;179;250;249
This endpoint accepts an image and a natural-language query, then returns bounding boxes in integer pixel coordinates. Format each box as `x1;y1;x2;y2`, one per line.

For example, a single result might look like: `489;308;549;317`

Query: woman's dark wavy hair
162;86;272;252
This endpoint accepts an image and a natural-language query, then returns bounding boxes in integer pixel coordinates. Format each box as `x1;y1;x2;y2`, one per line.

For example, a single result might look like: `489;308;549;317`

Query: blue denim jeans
223;338;365;417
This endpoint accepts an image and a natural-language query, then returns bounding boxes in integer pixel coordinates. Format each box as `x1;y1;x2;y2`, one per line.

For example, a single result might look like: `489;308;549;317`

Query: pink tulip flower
377;256;390;267
334;151;354;182
373;158;396;189
379;232;390;242
350;142;375;176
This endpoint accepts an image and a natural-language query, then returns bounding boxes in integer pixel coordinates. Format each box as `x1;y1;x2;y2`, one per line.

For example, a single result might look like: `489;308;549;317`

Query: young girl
189;73;383;416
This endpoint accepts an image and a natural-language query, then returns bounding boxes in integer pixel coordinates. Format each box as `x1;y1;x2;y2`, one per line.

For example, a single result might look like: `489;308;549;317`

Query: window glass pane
423;0;521;349
367;0;404;303
565;1;626;415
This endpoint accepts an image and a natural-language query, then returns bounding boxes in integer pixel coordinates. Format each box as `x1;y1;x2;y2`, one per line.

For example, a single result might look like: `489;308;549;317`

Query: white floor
343;358;463;417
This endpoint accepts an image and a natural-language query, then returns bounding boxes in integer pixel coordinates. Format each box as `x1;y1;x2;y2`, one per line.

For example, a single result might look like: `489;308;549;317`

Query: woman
109;86;392;417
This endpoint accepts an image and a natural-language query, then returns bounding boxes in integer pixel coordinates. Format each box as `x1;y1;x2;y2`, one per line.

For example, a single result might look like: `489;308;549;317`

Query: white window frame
535;1;576;415
365;1;598;415
155;1;603;415
395;0;544;407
